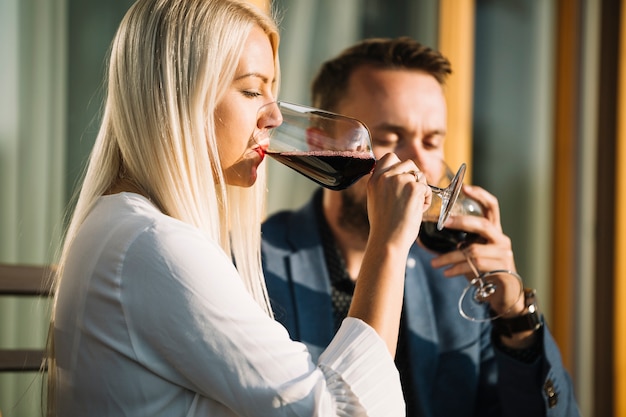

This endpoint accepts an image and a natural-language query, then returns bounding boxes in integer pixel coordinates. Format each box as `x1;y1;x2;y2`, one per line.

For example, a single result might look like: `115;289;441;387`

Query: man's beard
338;189;370;241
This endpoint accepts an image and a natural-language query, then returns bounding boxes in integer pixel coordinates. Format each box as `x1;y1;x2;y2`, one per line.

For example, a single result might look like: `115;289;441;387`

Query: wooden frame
614;1;626;413
551;0;581;374
438;0;475;180
0;263;53;372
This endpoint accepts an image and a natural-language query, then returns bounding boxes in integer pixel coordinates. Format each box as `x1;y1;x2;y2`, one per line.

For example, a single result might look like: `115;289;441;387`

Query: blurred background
1;0;624;416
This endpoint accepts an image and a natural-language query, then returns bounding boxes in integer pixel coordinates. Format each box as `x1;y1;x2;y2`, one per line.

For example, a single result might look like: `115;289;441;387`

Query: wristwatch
492;288;542;338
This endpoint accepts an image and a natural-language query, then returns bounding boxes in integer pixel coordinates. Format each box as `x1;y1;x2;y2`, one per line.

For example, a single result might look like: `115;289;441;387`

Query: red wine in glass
257;101;465;227
418;161;486;253
266;150;376;191
419;221;486;253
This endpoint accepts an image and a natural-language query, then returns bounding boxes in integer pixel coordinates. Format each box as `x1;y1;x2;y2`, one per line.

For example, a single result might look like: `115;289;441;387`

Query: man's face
334;66;447;234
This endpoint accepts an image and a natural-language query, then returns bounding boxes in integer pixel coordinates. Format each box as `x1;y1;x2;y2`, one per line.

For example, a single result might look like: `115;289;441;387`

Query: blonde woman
48;0;431;415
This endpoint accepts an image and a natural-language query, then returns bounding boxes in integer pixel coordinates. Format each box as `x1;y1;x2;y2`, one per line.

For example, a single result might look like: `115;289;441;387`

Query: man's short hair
311;37;452;112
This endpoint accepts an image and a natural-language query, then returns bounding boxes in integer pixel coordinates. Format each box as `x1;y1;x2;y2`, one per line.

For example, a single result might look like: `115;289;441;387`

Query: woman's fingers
367;153;431;247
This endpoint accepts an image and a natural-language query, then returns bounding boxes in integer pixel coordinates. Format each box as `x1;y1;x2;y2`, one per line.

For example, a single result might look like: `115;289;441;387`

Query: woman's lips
253;146;266;160
252;140;269;161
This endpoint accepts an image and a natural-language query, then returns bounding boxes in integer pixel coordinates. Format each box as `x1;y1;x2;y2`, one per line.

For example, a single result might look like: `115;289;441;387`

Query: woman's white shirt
54;193;405;417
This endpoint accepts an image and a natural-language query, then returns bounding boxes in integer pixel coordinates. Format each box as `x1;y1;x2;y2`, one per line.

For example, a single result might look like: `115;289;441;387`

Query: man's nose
398;137;424;164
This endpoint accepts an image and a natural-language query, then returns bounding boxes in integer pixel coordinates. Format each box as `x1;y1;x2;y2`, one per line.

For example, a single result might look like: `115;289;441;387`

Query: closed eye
242;90;262;98
423;134;444;150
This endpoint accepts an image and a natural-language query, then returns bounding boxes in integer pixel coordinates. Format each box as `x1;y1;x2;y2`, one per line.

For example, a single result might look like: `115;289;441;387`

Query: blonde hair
47;0;279;413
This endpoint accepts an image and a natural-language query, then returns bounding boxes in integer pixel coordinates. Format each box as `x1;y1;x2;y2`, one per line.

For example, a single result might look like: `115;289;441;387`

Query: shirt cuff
318;318;405;417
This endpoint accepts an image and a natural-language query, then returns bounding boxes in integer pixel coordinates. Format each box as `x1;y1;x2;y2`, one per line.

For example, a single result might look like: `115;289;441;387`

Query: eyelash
242;90;262;98
423;139;438;149
373;137;441;150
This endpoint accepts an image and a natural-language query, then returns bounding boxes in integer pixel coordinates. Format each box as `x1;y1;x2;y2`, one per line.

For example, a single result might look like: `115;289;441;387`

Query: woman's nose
258;101;283;129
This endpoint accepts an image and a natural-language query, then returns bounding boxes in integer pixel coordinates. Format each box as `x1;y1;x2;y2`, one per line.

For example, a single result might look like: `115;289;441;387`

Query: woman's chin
224;160;260;187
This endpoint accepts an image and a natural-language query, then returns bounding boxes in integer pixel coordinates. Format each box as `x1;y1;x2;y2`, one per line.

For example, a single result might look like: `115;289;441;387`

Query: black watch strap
492;288;542;338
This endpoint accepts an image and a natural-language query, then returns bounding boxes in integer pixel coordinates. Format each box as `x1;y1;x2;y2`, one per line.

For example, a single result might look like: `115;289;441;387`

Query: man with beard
261;37;580;417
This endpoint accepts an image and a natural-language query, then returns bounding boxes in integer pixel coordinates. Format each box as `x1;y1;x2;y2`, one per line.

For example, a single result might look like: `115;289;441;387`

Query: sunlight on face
339;67;447;183
215;26;276;187
334;67;448;222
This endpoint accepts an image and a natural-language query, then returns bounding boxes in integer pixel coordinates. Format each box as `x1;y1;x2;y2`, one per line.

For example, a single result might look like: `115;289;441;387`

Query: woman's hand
366;153;432;253
349;152;431;355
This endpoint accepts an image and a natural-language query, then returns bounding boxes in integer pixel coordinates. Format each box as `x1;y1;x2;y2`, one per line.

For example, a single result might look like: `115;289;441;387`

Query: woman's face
215;26;278;187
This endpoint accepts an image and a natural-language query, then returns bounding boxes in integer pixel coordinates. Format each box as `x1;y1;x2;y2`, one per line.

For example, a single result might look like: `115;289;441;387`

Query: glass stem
429;186;450;230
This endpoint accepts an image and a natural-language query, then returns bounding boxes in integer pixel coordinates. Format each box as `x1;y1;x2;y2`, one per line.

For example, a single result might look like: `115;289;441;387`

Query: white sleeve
121;221;405;417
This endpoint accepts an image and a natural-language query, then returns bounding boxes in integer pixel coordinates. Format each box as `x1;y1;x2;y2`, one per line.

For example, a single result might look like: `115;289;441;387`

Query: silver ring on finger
406;170;422;182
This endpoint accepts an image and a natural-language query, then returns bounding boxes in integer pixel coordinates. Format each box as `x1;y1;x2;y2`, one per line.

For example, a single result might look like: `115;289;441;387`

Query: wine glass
255;101;466;229
458;260;524;321
418;160;523;322
419;161;487;253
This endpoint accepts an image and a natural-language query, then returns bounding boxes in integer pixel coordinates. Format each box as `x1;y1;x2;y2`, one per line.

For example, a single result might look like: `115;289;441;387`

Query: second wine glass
419;160;486;253
256;101;466;229
418;160;524;322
